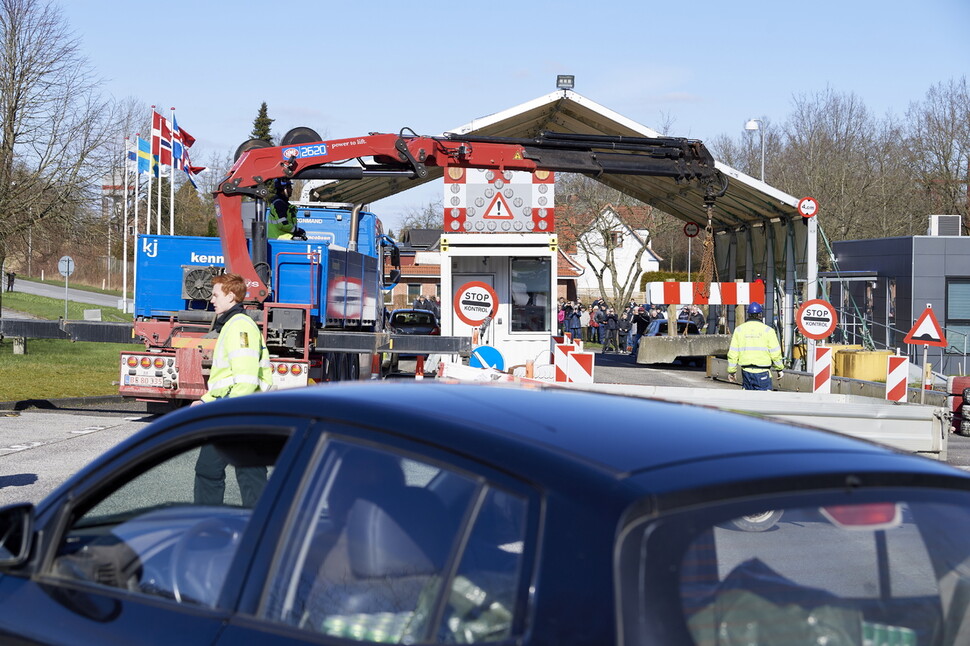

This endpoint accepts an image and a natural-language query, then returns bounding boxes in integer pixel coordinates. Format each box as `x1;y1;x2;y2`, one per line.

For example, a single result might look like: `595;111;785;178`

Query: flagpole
134;134;142;312
147;106;154;235
123;137;130;313
157;151;162;235
169;107;176;235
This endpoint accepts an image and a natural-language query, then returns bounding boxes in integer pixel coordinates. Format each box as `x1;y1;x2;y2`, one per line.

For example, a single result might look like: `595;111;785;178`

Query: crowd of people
557;298;708;356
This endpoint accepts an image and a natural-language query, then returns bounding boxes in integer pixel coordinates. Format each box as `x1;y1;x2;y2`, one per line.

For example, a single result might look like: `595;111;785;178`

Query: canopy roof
309;90;799;233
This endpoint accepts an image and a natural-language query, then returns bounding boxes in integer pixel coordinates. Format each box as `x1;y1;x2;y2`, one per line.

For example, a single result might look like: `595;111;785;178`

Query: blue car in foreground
1;382;969;645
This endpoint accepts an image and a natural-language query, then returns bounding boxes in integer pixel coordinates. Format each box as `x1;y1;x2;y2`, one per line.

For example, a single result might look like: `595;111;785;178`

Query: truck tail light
126;356;138;368
140;357;152;369
821;503;901;530
154;358;165;369
291;364;303;376
277;364;289;375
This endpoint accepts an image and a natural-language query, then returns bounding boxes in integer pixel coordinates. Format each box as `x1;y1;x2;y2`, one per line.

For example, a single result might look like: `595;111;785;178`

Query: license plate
126;375;163;387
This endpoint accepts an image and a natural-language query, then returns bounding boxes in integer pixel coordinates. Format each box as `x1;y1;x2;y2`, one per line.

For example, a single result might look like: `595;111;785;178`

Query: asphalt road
3;352;966;510
2;277;122;311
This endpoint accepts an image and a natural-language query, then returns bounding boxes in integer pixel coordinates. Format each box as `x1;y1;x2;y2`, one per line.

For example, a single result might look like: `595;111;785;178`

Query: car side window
263;440;529;644
438;488;527;643
48;433;287;608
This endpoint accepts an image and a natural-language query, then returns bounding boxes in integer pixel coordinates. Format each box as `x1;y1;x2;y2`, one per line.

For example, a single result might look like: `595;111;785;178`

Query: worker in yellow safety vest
192;272;274;506
267;178;307;240
727;302;784;391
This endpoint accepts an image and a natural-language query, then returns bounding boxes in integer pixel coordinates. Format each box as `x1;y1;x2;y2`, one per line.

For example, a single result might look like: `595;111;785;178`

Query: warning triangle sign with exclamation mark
483;193;514;219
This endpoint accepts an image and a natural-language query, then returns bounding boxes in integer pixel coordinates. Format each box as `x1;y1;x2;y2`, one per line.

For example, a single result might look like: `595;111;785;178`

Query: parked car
1;382;970;645
385;308;440;374
387;309;440;336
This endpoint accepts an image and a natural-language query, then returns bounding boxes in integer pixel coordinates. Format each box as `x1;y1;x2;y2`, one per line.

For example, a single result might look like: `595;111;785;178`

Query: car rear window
392;312;436;326
618;489;970;646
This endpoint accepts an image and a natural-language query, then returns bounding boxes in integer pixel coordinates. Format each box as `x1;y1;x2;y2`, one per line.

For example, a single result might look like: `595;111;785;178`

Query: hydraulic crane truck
119;127;725;411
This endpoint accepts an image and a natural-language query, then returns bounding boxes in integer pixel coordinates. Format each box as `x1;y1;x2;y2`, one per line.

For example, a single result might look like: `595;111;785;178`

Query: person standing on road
727;302;784;391
602;307;619;352
5;271;15;292
619;305;634;352
192;272;274;506
630;306;651;358
565;301;582;340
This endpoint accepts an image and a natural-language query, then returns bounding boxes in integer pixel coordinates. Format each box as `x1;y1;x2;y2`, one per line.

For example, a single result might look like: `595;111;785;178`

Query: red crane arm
215;131;722;302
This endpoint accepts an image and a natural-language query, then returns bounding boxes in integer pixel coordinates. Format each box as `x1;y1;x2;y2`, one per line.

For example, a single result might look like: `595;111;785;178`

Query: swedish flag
136;137;151;175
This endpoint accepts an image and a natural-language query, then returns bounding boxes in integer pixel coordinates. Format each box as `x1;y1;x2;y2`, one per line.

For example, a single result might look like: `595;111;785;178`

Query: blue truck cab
133;203;385;331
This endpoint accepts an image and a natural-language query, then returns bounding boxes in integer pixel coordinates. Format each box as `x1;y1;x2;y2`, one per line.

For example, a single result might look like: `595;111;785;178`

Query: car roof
185;382;948;482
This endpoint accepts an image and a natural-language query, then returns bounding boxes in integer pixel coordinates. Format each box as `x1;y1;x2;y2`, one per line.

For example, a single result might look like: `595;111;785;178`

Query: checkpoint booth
438;168;558;372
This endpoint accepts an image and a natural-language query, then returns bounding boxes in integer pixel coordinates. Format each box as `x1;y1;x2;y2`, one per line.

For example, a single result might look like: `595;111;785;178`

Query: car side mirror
0;503;34;569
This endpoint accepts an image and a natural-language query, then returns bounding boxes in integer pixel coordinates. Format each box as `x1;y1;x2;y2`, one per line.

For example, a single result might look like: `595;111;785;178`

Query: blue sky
61;0;969;231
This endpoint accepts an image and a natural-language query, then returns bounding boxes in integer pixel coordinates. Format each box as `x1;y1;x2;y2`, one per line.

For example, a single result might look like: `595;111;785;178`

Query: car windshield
619;489;970;646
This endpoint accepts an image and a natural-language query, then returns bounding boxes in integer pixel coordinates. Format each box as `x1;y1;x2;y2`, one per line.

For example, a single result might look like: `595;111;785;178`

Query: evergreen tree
250;102;274;144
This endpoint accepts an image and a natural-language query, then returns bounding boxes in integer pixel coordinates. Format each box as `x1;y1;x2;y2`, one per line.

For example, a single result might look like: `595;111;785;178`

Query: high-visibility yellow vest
201;313;273;402
727;319;783;374
268;202;298;239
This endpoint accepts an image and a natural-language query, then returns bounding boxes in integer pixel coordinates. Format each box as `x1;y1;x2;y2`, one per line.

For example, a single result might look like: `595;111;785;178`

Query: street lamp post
745;118;765;182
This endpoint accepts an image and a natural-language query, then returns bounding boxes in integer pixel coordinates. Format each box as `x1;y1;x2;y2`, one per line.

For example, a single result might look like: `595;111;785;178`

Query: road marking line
0;441;45;453
71;426;107;435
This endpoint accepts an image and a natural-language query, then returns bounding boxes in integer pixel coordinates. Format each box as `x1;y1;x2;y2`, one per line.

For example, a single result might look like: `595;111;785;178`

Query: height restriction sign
796;299;837;340
797;196;819;218
454;281;498;326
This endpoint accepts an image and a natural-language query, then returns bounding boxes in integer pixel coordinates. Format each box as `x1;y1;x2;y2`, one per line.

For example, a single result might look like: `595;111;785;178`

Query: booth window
510;258;550;332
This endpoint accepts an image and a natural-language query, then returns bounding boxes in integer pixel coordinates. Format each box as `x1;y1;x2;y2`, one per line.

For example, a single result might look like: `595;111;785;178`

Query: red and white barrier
567;352;595;384
813;346;832;394
645;281;766;305
886;356;908;402
554;343;576;382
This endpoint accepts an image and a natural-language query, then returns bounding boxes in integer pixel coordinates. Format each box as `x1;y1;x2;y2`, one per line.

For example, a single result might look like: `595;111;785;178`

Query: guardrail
1;318;135;344
707;357;948;407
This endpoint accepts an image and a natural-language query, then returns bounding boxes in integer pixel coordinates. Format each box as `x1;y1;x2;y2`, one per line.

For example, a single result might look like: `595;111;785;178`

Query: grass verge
0;339;140;401
1;291;138;401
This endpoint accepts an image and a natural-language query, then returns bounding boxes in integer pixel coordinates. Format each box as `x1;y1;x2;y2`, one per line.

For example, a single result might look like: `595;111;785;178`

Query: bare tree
0;0;115;298
398;195;443;236
557;173;660;305
905;77;970;227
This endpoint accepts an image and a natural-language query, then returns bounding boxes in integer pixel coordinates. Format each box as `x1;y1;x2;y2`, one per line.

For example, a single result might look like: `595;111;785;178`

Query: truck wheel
963;404;970;419
325;353;339;382
960;419;970;437
963;387;970;404
336;353;351;381
728;510;783;532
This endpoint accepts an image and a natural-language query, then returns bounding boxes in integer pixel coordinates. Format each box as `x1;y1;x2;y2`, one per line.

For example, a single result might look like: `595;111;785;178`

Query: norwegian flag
150;110;173;175
181;147;207;189
172;114;195;171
